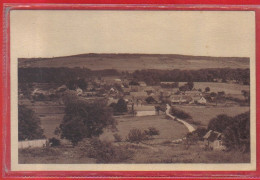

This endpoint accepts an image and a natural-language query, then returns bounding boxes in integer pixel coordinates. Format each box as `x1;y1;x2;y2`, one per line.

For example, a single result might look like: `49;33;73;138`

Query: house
130;85;141;92
133;104;156;116
184;90;202;96
143;86;155;94
56;85;67;92
138;81;147;87
107;97;119;106
76;88;83;96
130;91;148;99
203;130;226;150
170;95;191;104
191;96;207;104
123;88;131;95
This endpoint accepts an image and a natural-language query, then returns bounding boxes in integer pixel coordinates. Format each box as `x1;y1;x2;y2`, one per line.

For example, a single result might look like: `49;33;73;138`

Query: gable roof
130;92;148;97
203;130;222;142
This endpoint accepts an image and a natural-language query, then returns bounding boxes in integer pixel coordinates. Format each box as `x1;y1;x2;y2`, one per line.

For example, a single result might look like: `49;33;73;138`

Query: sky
10;10;255;58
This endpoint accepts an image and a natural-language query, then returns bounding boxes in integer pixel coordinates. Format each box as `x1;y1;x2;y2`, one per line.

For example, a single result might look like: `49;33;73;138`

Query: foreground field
19;139;250;164
174;105;250;127
100;115;188;143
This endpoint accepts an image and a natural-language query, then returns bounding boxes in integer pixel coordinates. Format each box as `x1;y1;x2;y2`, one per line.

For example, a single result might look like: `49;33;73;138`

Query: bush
126;128;148;143
144;127;160;136
87;138;133;163
49;137;61;147
113;133;123;142
171;107;192;120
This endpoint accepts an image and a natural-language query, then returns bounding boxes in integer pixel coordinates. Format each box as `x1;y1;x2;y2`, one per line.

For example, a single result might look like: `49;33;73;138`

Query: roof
130;92;148;97
203;130;222;142
144;86;154;91
134;105;155;111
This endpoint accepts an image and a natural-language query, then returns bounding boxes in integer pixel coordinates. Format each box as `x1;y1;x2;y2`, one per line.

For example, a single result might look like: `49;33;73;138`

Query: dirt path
166;104;195;133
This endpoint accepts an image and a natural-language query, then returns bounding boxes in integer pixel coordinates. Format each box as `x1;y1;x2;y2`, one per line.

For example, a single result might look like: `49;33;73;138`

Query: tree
114;98;127;114
223;112;250;152
241;90;250;102
145;96;157;104
60;100;116;145
77;78;87;90
208;114;233;133
18;105;45;141
205;87;210;92
187;82;194;90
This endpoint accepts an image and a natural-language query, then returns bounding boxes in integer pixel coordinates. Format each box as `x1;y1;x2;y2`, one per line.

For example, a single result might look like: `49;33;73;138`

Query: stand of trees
19;67;250;86
208;112;250;152
59;99;116;145
18;105;45;141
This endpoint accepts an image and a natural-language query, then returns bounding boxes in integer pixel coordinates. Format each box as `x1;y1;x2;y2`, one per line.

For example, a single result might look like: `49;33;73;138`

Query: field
100;115;188;143
174;105;250;127
18;53;249;71
19;139;250;164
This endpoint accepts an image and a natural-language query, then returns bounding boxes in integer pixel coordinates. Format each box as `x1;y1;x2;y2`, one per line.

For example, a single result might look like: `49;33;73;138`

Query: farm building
138;81;147;87
184;90;202;96
170;95;192;104
130;91;148;99
76;88;83;96
134;104;156;116
203;130;226;151
191;96;207;104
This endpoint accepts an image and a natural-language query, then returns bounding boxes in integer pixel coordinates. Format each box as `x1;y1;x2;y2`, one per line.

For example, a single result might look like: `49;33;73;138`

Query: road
166;104;195;133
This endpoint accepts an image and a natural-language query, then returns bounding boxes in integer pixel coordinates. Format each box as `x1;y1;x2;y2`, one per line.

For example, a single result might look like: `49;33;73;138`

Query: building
76;88;83;96
130;91;148;99
191;96;207;104
138;81;147;87
203;130;226;150
133;104;156;116
170;95;191;104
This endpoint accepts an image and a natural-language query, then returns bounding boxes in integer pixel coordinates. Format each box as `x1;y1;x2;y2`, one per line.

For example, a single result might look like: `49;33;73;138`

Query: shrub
144;127;160;136
126;128;148;143
87;138;133;163
49;137;61;147
113;133;123;142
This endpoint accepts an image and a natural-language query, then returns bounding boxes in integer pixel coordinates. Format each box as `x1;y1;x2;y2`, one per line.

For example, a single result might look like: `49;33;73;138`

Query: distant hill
18;53;250;71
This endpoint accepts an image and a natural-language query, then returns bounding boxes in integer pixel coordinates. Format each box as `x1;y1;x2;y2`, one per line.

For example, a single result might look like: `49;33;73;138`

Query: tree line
18;67;250;85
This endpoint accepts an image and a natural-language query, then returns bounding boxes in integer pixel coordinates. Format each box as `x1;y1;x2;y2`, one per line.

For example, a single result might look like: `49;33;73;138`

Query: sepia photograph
9;9;256;171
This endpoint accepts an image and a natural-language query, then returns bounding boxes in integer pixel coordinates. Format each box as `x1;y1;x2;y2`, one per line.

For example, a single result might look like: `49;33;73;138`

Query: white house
203;130;226;150
134;105;156;116
76;87;83;96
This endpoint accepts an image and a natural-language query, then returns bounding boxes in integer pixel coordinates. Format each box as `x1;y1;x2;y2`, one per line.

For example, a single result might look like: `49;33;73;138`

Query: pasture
100;115;188;143
174;105;250;127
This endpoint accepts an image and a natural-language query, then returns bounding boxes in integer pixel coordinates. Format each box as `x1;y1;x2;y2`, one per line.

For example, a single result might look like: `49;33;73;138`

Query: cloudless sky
10;10;255;59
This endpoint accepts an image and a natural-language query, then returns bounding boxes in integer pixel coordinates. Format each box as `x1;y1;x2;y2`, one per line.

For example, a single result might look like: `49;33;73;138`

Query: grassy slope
18;53;249;71
174;105;250;127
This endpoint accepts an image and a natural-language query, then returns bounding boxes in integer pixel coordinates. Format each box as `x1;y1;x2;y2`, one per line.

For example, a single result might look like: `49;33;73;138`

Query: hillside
18;53;250;71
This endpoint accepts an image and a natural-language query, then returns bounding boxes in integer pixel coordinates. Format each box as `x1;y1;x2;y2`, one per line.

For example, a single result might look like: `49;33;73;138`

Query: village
18;73;250;155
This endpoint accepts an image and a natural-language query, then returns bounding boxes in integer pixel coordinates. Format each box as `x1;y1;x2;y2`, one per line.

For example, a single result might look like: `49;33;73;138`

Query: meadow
177;82;250;95
174;105;250;127
100;115;188;143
